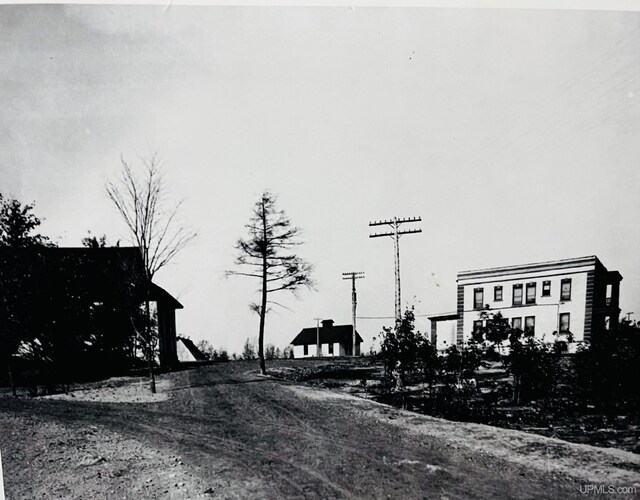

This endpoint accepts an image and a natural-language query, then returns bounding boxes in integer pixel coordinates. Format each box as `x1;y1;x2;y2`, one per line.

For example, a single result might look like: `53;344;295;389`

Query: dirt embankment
269;359;640;455
286;384;640;489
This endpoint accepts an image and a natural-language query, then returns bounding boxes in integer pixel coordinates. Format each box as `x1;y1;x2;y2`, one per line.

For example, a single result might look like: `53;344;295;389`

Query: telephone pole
369;217;421;323
342;272;365;356
314;317;322;357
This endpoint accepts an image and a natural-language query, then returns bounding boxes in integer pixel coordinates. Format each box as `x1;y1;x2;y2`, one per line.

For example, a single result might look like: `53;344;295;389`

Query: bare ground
0;362;639;499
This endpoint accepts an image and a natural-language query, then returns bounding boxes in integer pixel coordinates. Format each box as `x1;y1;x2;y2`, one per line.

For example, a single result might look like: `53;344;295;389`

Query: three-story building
455;256;622;344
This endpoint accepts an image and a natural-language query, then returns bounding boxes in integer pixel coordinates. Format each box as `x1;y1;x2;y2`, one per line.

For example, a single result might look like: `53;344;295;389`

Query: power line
357;314;443;320
369;217;422;323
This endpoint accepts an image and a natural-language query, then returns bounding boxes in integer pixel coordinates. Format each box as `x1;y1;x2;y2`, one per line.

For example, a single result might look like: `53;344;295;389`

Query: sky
1;4;639;355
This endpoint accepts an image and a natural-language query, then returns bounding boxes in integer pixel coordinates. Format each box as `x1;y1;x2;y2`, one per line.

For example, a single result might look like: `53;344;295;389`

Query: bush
378;307;441;390
575;322;640;415
440;344;482;383
506;338;562;404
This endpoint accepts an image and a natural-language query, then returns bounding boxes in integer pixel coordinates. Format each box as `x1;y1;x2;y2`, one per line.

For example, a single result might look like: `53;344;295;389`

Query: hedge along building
430;256;622;348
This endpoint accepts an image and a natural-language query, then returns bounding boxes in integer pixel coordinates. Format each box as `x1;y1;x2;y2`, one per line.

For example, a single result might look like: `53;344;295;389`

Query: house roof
0;246;182;308
150;283;183;309
291;324;363;346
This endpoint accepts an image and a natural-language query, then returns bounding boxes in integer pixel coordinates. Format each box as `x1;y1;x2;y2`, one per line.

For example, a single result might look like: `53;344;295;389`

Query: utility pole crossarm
342;272;365;279
369;217;422;227
369;228;422;238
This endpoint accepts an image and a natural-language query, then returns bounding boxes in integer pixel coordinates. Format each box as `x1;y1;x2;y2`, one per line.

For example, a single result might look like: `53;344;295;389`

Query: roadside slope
285;384;640;488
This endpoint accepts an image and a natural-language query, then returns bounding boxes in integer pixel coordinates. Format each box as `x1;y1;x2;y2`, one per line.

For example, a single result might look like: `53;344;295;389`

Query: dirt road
1;362;638;499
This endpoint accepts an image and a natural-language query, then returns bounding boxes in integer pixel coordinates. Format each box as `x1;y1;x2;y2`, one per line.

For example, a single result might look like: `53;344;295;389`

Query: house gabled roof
0;246;183;309
0;246;143;296
291;324;363;346
150;283;183;309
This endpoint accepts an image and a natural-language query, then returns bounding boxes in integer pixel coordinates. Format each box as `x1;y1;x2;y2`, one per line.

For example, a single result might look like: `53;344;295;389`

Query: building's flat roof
457;255;611;281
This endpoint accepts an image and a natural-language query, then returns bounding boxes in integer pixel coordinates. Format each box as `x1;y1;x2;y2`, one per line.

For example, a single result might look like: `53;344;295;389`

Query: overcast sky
1;5;639;354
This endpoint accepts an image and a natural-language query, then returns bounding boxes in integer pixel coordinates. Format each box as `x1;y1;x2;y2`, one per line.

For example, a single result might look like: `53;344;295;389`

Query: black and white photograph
1;1;639;498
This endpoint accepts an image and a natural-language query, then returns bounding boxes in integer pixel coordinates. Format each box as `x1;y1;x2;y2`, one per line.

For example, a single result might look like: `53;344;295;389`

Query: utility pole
369;217;421;323
314;317;322;357
626;312;634;322
342;272;365;356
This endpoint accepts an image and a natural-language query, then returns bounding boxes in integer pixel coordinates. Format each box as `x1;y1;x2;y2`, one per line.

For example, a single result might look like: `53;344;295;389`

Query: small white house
290;319;363;358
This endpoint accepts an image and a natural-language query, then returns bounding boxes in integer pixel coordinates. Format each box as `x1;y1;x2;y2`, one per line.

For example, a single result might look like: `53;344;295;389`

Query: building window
511;317;522;330
473;320;483;333
560;278;572;301
559;313;570;333
526;282;536;304
494;286;503;302
474;288;484;310
525;316;535;335
303;344;308;355
542;280;551;297
513;284;523;306
604;316;611;331
328;343;334;354
606;284;612;306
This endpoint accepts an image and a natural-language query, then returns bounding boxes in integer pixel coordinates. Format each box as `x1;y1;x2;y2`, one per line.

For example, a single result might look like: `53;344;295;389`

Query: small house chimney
321;319;334;329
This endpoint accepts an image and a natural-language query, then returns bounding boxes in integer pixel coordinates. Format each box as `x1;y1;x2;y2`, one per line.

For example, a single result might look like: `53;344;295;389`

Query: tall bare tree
228;191;314;374
106;154;196;392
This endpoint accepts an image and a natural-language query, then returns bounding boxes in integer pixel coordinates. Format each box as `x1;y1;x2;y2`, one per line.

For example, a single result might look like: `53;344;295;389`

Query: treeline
194;339;230;362
238;338;293;361
193;338;293;362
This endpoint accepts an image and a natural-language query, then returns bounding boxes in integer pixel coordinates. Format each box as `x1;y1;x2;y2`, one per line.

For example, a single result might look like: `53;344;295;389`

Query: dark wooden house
0;246;183;370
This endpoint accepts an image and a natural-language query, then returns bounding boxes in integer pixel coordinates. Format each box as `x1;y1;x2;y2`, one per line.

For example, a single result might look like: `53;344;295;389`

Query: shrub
440;344;482;383
575;321;640;415
378;307;440;389
506;337;562;404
